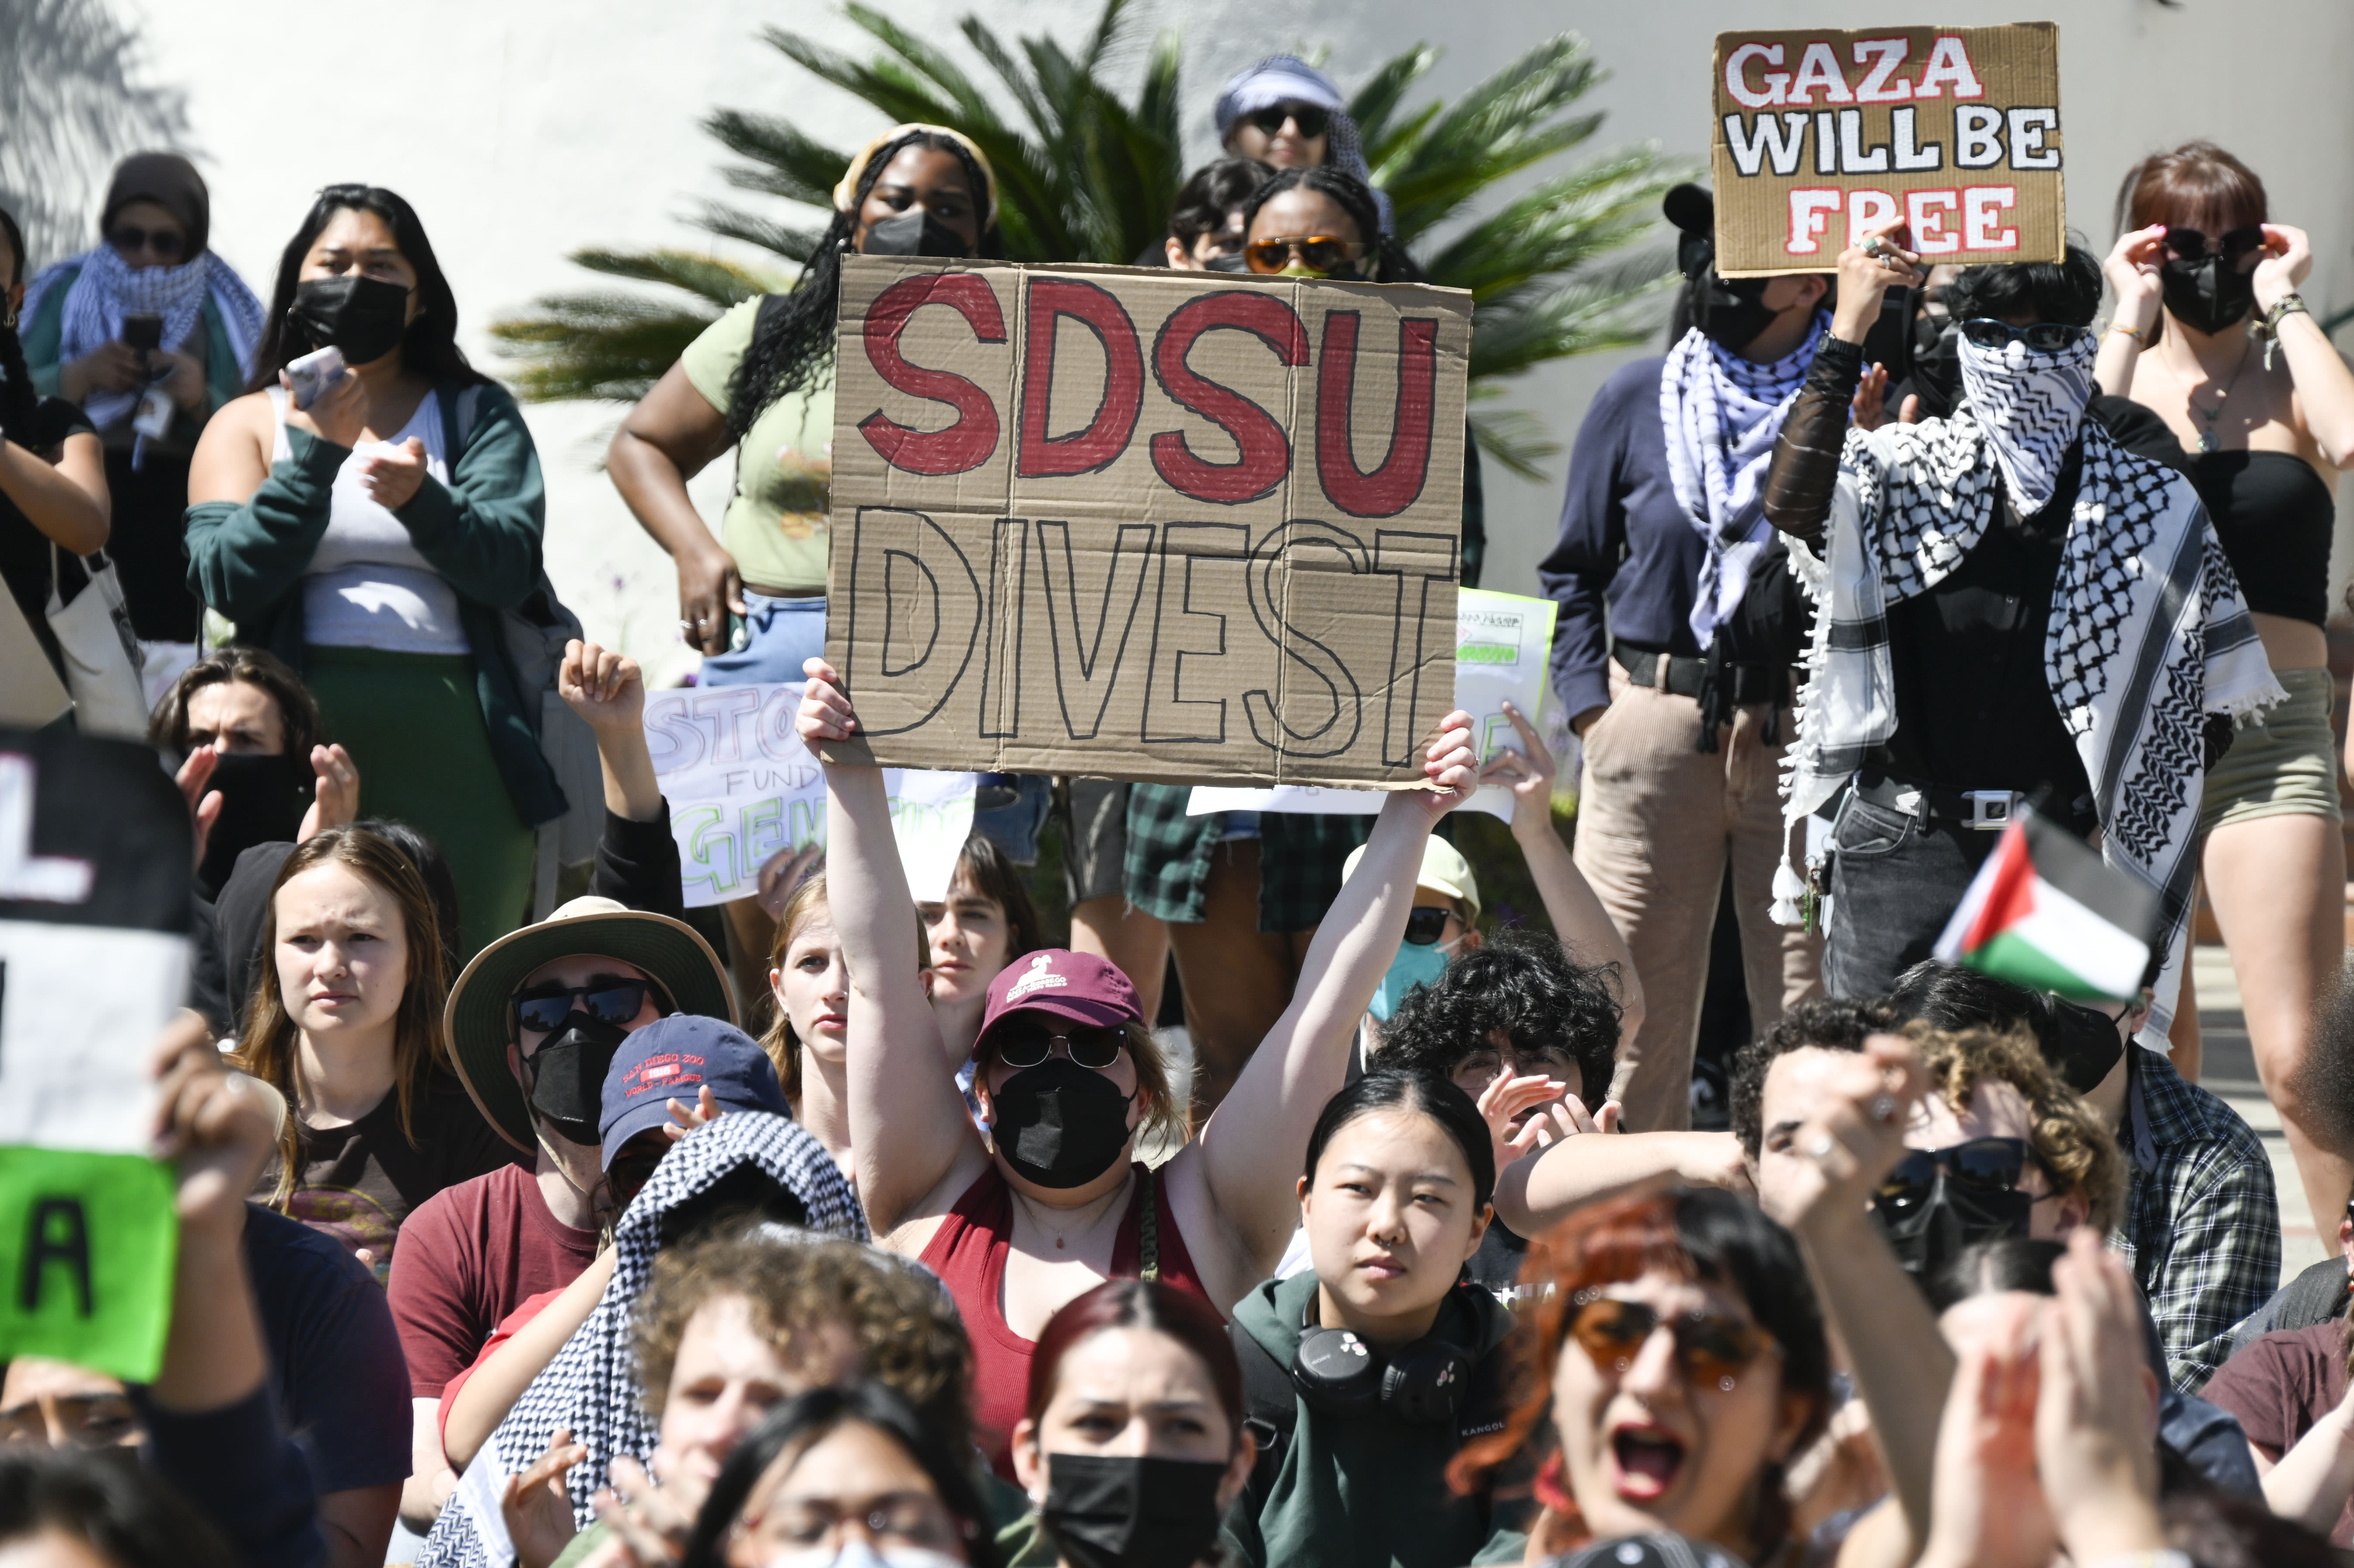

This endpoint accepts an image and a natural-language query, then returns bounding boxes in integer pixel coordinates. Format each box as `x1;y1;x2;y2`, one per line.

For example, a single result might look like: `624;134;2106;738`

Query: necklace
2182;332;2253;452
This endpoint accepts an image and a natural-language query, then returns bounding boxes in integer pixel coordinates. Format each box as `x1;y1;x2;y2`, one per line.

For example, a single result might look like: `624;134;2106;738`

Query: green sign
0;1149;177;1381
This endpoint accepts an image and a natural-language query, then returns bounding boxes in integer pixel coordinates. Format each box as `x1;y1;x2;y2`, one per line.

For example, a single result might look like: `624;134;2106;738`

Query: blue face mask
1370;937;1450;1022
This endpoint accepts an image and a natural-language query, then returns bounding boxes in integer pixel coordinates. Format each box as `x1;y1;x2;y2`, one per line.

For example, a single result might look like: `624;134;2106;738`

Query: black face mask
1873;1167;2032;1280
1693;270;1781;353
1203;251;1250;274
1040;1453;1227;1568
289;275;412;365
862;210;974;259
193;751;313;901
989;1058;1134;1190
2041;997;2128;1095
523;1012;626;1147
2161;255;2257;337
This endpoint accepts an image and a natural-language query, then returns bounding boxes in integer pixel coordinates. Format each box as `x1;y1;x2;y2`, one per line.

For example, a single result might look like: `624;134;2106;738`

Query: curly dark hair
634;1233;973;1445
1728;994;1899;1159
1168;157;1274;251
1238;165;1421;283
1945;237;2103;330
1374;931;1620;1105
724;129;1000;447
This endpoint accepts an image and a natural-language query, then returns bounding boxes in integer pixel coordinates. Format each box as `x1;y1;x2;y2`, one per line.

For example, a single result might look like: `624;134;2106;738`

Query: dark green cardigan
182;380;567;826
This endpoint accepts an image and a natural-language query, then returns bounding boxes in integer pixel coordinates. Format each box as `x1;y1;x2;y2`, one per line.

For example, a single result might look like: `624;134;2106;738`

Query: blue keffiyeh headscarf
1213;55;1393;235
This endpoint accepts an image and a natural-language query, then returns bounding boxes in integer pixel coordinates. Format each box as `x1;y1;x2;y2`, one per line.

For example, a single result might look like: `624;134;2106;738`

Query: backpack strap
1230;1321;1297;1510
1137;1166;1160;1284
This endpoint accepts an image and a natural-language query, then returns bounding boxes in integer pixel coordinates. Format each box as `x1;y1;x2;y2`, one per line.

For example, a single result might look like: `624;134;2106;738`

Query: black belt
1612;646;1785;707
1854;774;2095;835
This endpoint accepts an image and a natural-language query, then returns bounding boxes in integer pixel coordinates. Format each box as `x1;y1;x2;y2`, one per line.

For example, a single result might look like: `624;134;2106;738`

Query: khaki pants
1573;663;1823;1131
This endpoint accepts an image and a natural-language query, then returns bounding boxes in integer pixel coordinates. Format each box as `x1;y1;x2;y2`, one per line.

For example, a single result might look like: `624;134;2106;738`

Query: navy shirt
244;1201;412;1494
1538;356;1771;722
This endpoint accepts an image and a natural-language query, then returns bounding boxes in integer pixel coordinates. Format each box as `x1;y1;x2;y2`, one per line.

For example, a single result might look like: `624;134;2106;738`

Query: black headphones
1288;1298;1473;1425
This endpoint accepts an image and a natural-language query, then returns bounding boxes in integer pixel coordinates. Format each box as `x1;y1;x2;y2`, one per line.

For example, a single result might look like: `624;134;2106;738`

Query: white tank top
271;387;469;654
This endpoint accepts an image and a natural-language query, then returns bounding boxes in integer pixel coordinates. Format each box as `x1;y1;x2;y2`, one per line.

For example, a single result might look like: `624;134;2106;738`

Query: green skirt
304;645;538;960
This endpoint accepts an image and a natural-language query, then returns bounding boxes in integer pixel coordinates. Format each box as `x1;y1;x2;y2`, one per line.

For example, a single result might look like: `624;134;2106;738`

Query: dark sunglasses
108;224;186;262
995;1026;1127;1071
513;980;652;1034
1958;318;2091;353
1248;104;1331;138
1403;906;1457;946
1874;1137;2031;1213
1244;235;1366;275
2163;224;2266;268
1566;1294;1781;1387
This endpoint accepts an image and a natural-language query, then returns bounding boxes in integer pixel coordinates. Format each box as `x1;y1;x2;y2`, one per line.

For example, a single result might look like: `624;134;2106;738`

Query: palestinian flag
1932;808;2158;1002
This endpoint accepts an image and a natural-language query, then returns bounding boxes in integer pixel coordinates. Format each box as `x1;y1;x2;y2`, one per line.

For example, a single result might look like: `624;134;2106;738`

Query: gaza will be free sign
819;255;1471;789
1710;24;2064;276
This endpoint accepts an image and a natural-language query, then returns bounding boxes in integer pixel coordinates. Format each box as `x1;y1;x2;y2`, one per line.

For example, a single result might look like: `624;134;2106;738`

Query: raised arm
1495;1128;1748;1238
441;1248;618;1471
2093;224;2167;401
798;662;987;1235
1179;712;1476;1284
2254;225;2354;468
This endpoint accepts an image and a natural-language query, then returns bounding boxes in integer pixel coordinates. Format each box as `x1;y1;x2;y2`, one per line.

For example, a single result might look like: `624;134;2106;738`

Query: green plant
489;1;1684;476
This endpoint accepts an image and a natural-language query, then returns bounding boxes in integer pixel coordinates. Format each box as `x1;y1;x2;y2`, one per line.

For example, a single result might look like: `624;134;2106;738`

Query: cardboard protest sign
644;682;976;905
1188;588;1558;822
0;730;189;1380
1710;24;2062;275
822;255;1472;788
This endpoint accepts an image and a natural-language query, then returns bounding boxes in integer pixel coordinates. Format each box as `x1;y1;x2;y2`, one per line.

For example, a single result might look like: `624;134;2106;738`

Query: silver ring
1880;254;1899;269
678;619;695;633
1807;1134;1835;1160
1869;1093;1898;1124
1862;236;1884;258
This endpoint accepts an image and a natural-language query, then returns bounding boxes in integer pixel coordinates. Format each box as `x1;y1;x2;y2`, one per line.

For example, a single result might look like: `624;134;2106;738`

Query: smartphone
120;313;163;353
285;345;348;411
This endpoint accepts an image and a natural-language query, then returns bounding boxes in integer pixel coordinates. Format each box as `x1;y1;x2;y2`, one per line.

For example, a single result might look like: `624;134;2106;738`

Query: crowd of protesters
8;39;2354;1568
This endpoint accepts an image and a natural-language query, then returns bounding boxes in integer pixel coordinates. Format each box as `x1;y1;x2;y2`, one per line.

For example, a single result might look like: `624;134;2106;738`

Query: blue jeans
972;773;1053;866
699;592;826;686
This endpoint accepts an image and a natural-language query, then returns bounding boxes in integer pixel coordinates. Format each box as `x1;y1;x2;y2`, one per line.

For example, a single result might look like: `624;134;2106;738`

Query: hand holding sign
1833;219;1925;341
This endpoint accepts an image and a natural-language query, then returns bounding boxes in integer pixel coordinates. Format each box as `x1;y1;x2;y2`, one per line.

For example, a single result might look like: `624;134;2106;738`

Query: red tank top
918;1161;1210;1475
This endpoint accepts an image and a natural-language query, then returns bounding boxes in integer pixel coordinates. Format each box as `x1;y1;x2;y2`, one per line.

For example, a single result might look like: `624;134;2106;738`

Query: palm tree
489;0;1683;476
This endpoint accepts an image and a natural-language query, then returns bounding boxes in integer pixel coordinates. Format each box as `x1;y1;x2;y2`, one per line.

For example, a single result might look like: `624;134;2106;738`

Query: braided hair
1237;166;1420;283
0;204;40;443
724;129;999;447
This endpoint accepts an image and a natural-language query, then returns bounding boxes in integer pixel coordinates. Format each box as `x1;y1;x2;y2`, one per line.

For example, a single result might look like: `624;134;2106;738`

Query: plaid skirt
1123;783;1370;933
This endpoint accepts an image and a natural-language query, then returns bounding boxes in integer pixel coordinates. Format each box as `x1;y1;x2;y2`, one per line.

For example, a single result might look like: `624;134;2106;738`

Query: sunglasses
995;1026;1128;1071
1247;104;1331;139
108;224;186;262
1244;235;1366;275
1403;906;1458;946
2162;224;2266;268
1566;1295;1781;1387
1957;318;2092;353
1874;1137;2031;1213
513;980;652;1034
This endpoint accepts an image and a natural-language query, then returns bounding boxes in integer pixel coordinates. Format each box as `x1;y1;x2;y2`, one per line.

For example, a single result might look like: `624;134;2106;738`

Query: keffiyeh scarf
1774;408;2283;1049
1661;314;1826;646
416;1113;864;1568
24;244;264;432
1956;330;2097;513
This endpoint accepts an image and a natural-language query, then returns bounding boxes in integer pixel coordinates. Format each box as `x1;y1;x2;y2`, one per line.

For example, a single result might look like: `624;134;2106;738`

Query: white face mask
765;1543;966;1568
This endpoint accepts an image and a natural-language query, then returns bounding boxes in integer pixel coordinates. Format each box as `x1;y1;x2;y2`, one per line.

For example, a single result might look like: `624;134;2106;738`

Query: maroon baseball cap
971;949;1144;1060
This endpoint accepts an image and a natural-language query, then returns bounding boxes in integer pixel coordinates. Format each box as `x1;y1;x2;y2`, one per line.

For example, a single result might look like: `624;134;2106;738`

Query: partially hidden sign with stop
1710;24;2063;276
820;255;1472;788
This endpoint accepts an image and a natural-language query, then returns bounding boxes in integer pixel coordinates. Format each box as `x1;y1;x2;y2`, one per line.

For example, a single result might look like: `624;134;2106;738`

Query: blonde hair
758;871;929;1103
1906;1021;2126;1234
231;827;451;1206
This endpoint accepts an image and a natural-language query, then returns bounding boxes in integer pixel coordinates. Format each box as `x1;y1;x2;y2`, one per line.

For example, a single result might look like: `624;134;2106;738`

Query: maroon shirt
385;1164;600;1398
2201;1322;2354;1546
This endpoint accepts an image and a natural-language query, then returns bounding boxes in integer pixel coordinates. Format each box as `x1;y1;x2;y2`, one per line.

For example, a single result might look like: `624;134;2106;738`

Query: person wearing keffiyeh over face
1759;220;2284;1054
1536;184;1827;1134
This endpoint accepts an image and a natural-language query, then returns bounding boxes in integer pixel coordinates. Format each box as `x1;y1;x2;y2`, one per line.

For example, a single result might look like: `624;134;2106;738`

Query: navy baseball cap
599;1015;788;1169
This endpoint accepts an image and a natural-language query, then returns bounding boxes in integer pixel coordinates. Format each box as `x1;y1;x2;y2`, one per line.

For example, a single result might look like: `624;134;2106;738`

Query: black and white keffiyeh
1773;407;2282;1049
1955;330;2096;513
1661;314;1826;646
416;1113;864;1568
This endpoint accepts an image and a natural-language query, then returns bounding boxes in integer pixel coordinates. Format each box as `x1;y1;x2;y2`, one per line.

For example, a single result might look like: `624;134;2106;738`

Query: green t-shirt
679;297;836;594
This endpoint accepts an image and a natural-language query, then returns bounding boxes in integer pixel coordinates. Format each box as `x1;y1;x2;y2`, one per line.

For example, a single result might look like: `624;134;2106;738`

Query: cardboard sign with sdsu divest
819;254;1472;789
1710;23;2064;275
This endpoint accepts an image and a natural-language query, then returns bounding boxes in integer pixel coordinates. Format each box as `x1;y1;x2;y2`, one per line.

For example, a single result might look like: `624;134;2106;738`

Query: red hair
2117;141;2268;237
1025;1280;1245;1448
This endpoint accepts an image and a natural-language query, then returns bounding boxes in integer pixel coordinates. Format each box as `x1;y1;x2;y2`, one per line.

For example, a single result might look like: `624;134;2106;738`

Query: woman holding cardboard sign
608;124;1000;1011
799;656;1476;1475
2094;142;2354;1244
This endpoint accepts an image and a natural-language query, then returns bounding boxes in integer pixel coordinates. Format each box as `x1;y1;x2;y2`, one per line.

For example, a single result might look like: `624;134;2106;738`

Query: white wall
49;0;2354;677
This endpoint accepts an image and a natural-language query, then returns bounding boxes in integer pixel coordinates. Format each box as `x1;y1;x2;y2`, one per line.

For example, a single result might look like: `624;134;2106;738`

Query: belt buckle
1963;790;2019;831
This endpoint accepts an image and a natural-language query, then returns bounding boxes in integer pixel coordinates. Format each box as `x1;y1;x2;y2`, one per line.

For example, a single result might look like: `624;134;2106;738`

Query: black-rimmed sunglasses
1403;907;1456;946
1958;319;2091;353
513;980;651;1034
1874;1137;2030;1213
2163;224;2267;269
108;224;186;262
1248;104;1331;138
995;1026;1128;1071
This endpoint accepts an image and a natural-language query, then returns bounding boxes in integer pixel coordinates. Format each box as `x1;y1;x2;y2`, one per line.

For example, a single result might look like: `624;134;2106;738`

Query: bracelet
2105;322;2153;347
2263;292;2311;332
